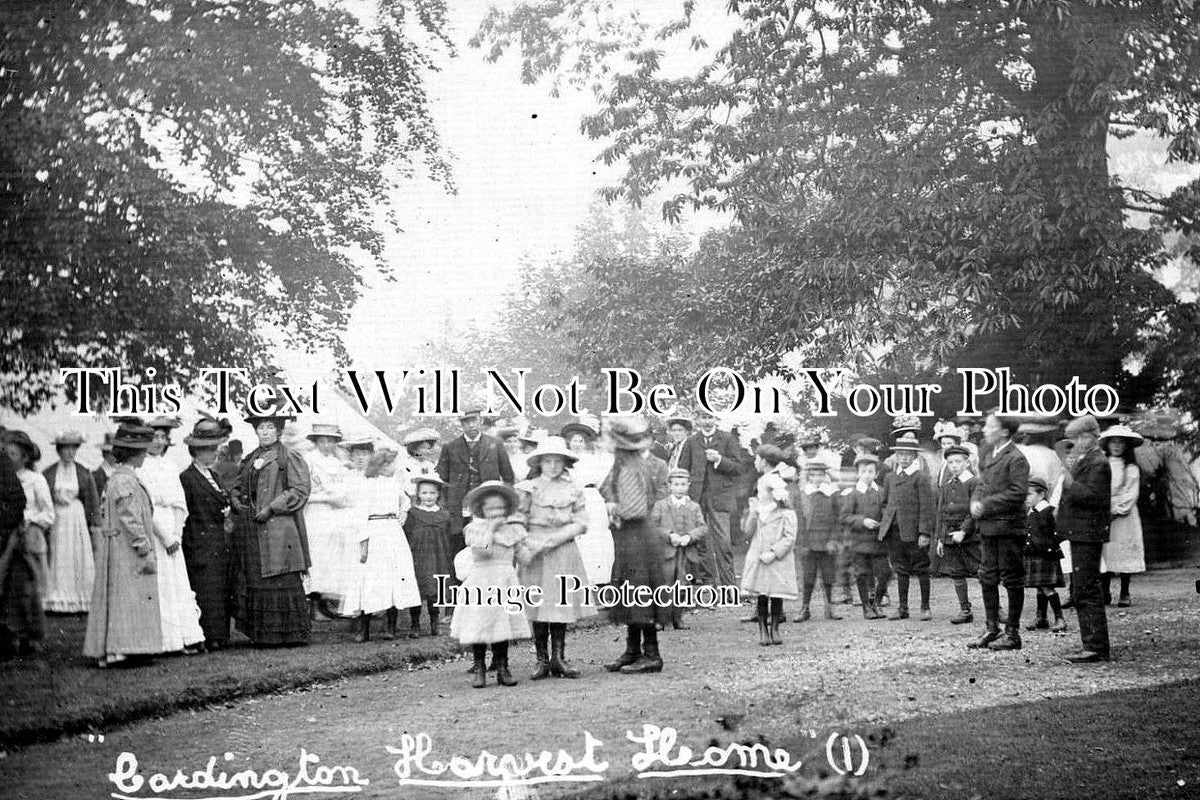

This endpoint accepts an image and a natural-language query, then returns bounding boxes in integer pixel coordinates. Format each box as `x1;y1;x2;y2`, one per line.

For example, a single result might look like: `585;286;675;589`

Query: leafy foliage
474;0;1200;413
1;0;452;413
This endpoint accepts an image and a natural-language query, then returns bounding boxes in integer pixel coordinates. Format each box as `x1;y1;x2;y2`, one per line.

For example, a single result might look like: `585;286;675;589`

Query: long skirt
0;528;43;643
183;547;231;645
302;502;348;596
43;500;93;613
518;533;597;623
573;488;614;586
607;518;670;626
1101;511;1146;574
231;514;310;645
150;525;205;652
337;520;422;616
449;559;530;645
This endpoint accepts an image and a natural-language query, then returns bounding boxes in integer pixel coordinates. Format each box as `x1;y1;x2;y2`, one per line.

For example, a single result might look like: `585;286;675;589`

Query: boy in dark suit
651;468;707;629
879;433;935;620
935;445;979;624
839;454;887;619
796;461;842;621
967;413;1030;652
677;409;743;587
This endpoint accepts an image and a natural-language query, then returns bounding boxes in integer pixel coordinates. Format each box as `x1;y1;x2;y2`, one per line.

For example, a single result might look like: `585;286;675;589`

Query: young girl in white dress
337;448;421;641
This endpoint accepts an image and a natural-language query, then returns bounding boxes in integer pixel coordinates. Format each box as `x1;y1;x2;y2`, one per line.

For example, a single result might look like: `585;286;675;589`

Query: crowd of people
0;401;1197;680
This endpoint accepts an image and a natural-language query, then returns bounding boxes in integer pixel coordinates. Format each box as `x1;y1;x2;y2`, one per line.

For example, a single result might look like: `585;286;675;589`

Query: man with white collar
935;444;980;624
967;413;1030;651
878;432;935;620
437;409;515;552
678;408;743;587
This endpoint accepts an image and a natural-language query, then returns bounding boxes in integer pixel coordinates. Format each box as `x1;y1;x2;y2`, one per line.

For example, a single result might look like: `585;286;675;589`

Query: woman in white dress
302;423;352;609
337;448;420;640
137;417;205;654
559;416;614;586
1099;425;1145;607
42;430;100;613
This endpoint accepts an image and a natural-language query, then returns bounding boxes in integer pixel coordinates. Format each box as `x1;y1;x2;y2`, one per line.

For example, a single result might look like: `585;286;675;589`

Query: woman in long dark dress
230;402;312;646
179;418;234;650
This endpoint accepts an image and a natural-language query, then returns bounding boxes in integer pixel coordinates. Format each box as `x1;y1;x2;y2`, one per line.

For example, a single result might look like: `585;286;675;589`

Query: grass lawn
0;612;461;749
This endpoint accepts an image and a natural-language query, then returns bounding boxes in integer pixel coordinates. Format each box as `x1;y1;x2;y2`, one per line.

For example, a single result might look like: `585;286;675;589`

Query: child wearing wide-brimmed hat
450;480;531;688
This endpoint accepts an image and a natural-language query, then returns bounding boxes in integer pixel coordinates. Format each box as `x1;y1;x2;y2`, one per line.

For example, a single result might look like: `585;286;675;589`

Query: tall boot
1117;574;1131;607
823;583;842;620
856;575;873;619
797;577;814;622
620;624;663;673
353;613;371;643
427;601;440;636
470;644;487;689
549;623;580;678
950;579;973;624
756;597;771;646
1048;592;1067;632
530;622;551;680
494;641;518;686
889;575;910;620
409;606;423;638
1027;593;1049;630
917;574;932;620
769;598;784;645
606;625;641;672
990;586;1024;650
384;608;398;640
968;584;1001;649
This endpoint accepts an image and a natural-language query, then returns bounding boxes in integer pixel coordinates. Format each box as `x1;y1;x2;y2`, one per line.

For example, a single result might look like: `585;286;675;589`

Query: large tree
474;0;1200;414
2;0;451;413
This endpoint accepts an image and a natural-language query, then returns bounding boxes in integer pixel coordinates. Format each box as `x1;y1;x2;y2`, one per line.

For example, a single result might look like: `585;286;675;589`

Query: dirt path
3;569;1198;800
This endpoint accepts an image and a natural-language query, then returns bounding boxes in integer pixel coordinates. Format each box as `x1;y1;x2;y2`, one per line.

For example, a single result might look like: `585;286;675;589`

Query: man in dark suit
93;434;117;500
678;409;742;587
437;409;515;551
967;413;1030;651
1057;414;1113;663
879;433;935;620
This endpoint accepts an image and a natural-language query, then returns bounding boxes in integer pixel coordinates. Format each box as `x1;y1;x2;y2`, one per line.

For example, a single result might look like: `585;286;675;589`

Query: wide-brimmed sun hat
463;480;519;517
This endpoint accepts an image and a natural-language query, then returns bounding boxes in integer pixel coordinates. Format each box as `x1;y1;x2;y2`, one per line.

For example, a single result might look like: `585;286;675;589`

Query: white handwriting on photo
106;726;869;798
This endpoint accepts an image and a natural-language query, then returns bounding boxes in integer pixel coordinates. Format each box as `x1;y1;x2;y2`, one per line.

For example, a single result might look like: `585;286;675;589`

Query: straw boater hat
1098;424;1144;447
112;422;155;450
525;435;579;468
343;434;375;451
463;480;519;517
183;419;230;448
943;444;970;459
667;467;690;481
306;423;343;442
459;408;483;421
401;427;440;447
53;429;85;447
1015;416;1058;435
804;459;829;472
891;432;922;452
147;416;182;431
665;410;694;430
411;473;445;489
559;413;600;441
607;416;654;451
